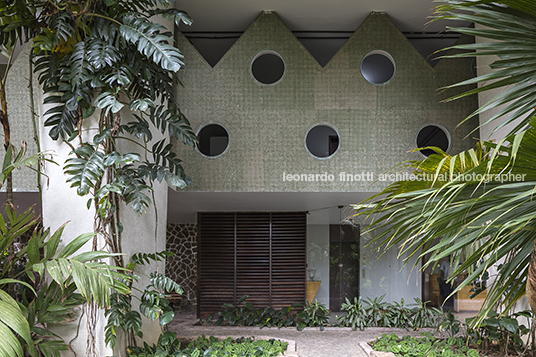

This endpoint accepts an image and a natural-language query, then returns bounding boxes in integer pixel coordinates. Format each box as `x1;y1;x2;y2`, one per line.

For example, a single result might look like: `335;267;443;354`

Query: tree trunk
526;240;536;312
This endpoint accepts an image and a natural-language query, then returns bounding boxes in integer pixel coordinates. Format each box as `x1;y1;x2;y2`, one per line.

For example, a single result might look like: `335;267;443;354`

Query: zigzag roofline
176;10;463;71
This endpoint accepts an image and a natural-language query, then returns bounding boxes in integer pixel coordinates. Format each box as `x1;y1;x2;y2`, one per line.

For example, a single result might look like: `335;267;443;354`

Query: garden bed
127;334;296;357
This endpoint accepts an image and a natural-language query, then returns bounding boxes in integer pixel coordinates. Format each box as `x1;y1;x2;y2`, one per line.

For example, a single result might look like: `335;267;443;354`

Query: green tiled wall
3;45;39;192
174;11;479;193
176;12;478;192
174;12;479;193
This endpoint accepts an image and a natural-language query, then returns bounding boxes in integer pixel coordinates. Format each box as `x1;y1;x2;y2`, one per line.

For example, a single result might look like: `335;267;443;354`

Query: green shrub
297;299;330;331
465;310;535;354
127;334;288;357
336;296;444;330
209;295;330;330
372;333;483;357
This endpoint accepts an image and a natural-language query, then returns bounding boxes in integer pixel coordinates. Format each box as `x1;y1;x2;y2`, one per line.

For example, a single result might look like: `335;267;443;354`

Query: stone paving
168;314;440;357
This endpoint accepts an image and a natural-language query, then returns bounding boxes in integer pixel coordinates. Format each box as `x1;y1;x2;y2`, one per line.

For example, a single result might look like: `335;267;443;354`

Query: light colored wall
306;224;330;306
174;11;479;193
360;226;421;304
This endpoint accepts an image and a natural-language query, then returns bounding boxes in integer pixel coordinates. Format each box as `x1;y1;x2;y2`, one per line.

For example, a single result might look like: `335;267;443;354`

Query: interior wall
360;227;421;304
306;224;330;306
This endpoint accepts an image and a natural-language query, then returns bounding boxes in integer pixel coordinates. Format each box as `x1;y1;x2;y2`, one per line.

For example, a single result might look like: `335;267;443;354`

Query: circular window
250;50;286;85
416;124;450;157
470;57;477;78
361;50;396;85
197;123;229;157
305;124;340;159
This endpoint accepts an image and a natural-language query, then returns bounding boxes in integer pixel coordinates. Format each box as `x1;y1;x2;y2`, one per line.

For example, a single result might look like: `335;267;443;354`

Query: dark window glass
306;125;340;158
197;124;229;157
416;125;450;157
251;53;285;85
361;53;395;84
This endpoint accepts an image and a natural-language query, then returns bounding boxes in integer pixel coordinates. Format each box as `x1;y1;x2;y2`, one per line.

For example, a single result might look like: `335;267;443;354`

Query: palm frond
353;122;536;323
436;0;536;136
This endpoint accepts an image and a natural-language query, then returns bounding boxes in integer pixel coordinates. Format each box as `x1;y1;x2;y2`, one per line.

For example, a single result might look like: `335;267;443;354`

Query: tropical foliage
0;1;197;355
0;198;131;357
335;296;444;331
0;0;196;268
372;333;483;357
207;295;330;330
105;250;182;350
128;335;288;357
353;0;536;324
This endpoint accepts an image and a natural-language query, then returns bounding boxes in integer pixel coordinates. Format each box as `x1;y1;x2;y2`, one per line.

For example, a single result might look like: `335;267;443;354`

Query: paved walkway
168;314;440;357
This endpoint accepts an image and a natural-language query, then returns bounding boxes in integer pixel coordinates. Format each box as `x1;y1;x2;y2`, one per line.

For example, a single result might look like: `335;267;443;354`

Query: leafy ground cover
335;296;443;330
202;294;443;331
372;309;536;357
128;334;288;357
201;295;330;330
372;333;482;357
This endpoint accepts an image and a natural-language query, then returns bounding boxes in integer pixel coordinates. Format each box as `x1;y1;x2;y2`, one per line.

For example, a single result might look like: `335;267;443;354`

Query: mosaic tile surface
3;45;40;192
173;11;479;193
166;223;197;310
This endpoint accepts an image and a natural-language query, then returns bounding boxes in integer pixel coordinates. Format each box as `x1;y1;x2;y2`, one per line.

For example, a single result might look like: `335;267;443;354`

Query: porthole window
416;124;450;157
250;50;286;85
305;124;340;159
197;123;229;158
470;57;477;78
361;50;396;85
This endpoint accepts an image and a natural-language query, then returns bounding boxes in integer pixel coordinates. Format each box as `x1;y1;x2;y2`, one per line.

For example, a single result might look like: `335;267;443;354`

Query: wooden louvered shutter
271;212;306;308
197;213;236;314
197;212;306;317
236;213;271;306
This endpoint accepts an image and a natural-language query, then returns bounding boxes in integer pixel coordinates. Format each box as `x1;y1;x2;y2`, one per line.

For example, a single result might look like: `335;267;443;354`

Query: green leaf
64;144;105;196
119;14;184;72
57;232;96;259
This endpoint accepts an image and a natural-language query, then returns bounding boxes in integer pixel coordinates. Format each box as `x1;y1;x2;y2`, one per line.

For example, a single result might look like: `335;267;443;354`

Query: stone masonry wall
166;223;197;310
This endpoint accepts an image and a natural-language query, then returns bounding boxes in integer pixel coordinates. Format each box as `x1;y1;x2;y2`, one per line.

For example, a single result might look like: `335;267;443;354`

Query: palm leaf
0;290;32;357
436;1;536;136
353;122;536;323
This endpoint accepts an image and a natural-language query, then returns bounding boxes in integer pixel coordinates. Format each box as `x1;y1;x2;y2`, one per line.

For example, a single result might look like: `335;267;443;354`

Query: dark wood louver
197;212;306;317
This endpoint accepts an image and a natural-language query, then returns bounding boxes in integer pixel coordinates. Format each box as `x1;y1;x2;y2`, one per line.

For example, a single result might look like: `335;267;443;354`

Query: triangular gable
214;11;322;70
176;31;212;70
324;12;433;72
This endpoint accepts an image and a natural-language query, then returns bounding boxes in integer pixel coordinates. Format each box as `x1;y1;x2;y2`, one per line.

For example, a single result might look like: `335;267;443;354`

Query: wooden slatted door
197;213;235;314
198;212;306;316
271;213;306;308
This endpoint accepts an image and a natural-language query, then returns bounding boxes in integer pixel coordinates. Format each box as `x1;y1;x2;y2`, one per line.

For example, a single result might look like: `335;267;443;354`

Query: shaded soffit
175;0;469;66
167;190;374;224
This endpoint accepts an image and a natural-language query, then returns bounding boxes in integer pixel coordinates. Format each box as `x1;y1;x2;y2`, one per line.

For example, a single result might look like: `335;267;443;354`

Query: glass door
329;220;360;312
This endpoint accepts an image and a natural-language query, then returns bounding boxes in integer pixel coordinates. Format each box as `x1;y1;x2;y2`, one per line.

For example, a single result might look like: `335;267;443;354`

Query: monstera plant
0;0;197;267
